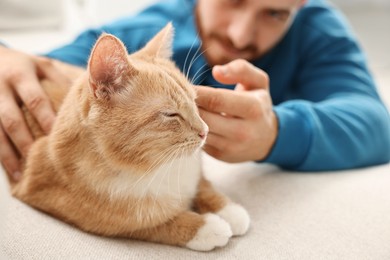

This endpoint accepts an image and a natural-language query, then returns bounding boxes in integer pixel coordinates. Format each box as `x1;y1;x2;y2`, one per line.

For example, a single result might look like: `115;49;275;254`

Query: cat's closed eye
161;111;182;119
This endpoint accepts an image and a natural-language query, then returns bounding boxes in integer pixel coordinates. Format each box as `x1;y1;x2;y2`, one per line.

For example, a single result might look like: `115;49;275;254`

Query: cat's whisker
133;150;174;223
137;149;175;197
191;66;212;86
150;148;178;218
126;147;175;194
145;143;196;215
186;36;203;80
127;146;179;218
189;47;213;84
194;152;202;163
166;153;172;206
140;147;179;202
200;84;225;88
139;147;176;176
174;148;182;206
159;149;182;220
156;149;180;219
190;62;209;84
186;45;211;83
183;33;201;80
176;148;186;206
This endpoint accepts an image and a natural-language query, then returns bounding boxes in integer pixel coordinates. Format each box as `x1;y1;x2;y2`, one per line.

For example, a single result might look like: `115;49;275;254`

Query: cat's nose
198;130;208;140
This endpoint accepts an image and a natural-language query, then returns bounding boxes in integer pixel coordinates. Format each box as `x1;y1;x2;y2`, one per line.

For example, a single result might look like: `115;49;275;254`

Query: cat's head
84;23;208;170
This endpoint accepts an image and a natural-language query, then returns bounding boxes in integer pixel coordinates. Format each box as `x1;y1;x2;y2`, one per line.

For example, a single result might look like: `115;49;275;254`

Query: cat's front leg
192;177;250;236
130;211;232;251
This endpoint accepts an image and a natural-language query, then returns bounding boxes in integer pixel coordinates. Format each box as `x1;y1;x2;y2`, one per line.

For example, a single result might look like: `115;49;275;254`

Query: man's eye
227;0;242;6
265;10;289;21
268;10;282;18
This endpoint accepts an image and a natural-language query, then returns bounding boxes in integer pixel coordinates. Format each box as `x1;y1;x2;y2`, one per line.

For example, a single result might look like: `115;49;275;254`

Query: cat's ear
88;33;135;100
141;22;174;59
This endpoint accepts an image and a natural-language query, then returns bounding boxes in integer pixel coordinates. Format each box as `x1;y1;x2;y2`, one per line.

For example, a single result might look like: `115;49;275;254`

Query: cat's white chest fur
104;153;202;202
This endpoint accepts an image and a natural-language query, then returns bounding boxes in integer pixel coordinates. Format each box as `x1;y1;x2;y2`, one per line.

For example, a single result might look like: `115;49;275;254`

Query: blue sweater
45;0;390;171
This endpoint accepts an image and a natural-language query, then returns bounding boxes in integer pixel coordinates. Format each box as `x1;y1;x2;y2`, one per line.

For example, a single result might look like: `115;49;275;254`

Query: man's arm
267;96;390;171
263;27;390;171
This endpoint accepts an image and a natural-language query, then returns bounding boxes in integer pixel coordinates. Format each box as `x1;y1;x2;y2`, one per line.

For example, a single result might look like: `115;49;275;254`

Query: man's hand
196;59;278;163
0;46;68;181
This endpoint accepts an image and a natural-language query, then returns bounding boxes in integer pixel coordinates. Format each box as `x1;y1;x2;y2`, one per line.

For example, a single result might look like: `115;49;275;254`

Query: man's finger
203;143;223;161
35;57;73;87
205;132;228;151
197;86;261;118
203;138;236;163
14;74;56;134
212;59;269;90
0;124;22;181
199;108;242;139
0;84;34;157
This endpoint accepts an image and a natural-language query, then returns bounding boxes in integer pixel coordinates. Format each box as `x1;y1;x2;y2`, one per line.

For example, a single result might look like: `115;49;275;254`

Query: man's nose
227;14;257;50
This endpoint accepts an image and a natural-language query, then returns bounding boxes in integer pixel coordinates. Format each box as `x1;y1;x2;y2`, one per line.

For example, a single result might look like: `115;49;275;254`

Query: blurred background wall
332;0;389;5
0;0;157;30
0;0;389;31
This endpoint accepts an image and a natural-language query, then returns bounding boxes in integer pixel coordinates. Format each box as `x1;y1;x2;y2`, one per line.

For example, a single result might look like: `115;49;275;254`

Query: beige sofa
1;156;390;259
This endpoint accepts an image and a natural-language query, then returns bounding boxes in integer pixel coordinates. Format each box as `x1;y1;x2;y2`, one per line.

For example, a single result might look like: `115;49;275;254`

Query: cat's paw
186;213;232;251
217;202;250;236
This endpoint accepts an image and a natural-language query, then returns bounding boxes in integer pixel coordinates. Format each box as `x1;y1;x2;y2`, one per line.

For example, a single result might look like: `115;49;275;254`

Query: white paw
186;213;232;251
217;202;250;236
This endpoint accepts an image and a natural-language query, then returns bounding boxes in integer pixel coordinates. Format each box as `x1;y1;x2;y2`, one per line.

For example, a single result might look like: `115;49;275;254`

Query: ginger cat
10;23;250;251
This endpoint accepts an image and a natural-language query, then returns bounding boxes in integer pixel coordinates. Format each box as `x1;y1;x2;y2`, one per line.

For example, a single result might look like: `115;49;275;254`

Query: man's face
195;0;306;66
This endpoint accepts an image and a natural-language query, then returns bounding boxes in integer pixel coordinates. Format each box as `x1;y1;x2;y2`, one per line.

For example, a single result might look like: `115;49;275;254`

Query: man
0;0;389;180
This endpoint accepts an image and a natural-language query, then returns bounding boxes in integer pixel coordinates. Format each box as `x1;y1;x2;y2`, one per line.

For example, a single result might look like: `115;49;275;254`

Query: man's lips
219;41;242;56
216;39;255;59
